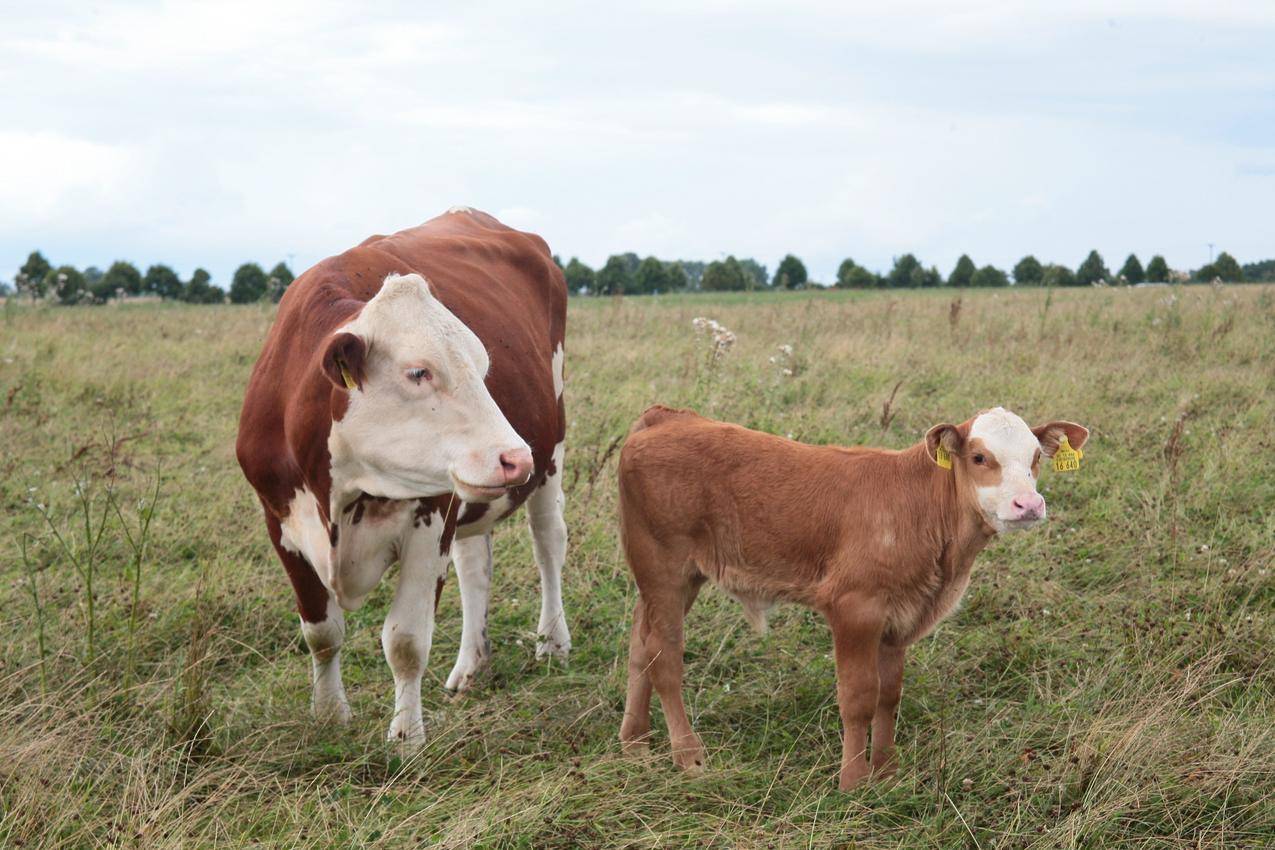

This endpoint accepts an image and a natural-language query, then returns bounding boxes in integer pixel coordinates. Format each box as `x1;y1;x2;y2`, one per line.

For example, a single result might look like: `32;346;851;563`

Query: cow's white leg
528;441;571;660
301;594;351;723
446;533;493;692
381;524;448;749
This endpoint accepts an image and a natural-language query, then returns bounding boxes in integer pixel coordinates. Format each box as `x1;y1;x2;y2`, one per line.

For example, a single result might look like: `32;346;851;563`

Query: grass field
1;285;1272;849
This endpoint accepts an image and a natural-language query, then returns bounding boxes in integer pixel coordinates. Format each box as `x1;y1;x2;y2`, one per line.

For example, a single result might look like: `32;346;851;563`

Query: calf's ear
1032;421;1089;457
925;423;964;465
322;332;368;391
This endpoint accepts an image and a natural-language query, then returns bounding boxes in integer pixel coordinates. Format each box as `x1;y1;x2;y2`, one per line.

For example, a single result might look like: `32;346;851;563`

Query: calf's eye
406;367;432;384
972;453;985;465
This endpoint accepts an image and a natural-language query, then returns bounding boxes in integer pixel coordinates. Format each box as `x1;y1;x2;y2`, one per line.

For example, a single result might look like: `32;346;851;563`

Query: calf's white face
928;407;1089;535
324;273;532;506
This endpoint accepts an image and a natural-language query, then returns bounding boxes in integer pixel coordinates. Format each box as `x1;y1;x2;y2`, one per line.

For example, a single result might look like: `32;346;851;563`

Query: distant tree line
6;251;295;305
553;248;1257;294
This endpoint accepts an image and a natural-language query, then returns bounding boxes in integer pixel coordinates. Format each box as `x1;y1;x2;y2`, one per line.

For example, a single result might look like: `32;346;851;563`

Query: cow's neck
906;443;996;579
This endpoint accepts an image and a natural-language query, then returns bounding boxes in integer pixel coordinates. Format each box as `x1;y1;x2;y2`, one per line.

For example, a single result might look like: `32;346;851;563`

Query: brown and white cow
616;405;1088;790
237;207;570;747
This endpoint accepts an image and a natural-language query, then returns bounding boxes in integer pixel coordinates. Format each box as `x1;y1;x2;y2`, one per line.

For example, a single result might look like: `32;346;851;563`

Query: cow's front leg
446;533;493;693
382;527;449;750
826;597;885;791
527;441;571;660
302;594;352;723
872;642;906;780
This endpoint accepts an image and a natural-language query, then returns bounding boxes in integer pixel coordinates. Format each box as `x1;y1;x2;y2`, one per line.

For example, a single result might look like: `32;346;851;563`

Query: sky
2;0;1273;286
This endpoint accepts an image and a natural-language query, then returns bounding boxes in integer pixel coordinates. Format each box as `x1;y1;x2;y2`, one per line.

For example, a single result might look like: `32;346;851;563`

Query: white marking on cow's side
327;272;530;508
528;440;570;659
381;512;449;750
446;205;475;215
446;533;493;692
968;407;1044;533
551;341;565;399
280;487;332;582
300;594;351;723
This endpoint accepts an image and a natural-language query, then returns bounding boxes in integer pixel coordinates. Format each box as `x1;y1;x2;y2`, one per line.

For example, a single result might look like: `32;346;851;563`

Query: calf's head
926;407;1088;534
323;273;532;504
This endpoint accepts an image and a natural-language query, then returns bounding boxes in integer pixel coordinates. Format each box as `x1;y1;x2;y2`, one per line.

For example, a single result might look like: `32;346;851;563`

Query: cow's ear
322;332;367;391
925;423;964;466
1032;421;1089;457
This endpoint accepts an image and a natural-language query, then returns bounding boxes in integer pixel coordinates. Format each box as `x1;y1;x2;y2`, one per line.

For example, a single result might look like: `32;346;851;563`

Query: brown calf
617;404;1088;790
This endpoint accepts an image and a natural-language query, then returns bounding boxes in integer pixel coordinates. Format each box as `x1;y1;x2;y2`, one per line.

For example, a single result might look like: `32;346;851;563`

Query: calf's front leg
872;642;906;780
826;600;885;791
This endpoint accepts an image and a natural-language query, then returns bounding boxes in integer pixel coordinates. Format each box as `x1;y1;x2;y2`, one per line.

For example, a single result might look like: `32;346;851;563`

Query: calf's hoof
313;694;352;725
838;763;871;791
387;718;426;757
671;738;707;774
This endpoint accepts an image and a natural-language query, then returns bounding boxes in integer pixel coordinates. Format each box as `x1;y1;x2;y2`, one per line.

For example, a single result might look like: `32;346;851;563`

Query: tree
1116;253;1144;284
971;265;1009;287
144;264;183;299
1013;255;1043;286
1076;250;1109;286
1041;264;1077;287
18;251;52;298
1145;255;1169;283
701;256;749;291
183;268;224;303
229;262;268;303
101;260;143;297
665;261;690;291
50;265;88;305
265;261;295;302
562;257;595;294
774;254;808;289
596;254;636;294
1240;258;1275;282
836;258;867;288
949;254;976;288
634;256;672;294
1209;252;1243;281
677;260;706;289
737;258;768;289
887;254;921;288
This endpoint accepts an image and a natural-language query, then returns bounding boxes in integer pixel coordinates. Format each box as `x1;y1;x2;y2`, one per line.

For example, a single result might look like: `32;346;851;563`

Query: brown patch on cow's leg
871;642;906;781
434;574;446;613
827;598;885;791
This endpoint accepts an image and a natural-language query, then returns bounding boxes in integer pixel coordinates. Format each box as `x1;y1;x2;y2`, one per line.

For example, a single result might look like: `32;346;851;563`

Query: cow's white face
928;407;1089;535
325;273;532;506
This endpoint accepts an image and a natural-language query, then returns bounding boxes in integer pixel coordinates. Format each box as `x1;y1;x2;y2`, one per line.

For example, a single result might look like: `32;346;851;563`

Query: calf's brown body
617;404;1085;790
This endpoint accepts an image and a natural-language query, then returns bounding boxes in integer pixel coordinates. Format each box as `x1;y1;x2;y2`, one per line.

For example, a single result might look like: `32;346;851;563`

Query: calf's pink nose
1011;492;1046;519
499;447;534;486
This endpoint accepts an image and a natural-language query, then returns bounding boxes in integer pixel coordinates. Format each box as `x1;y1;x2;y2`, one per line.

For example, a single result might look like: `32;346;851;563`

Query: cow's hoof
444;656;489;694
620;738;650;757
387;721;426;756
535;625;571;661
313;696;352;725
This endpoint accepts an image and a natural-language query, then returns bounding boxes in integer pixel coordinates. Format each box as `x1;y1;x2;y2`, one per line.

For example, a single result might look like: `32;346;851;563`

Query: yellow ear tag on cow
1052;436;1082;473
338;361;357;390
934;444;953;470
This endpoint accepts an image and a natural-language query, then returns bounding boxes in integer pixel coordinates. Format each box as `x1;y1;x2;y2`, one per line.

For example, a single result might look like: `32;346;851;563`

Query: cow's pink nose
498;447;533;486
1011;492;1046;519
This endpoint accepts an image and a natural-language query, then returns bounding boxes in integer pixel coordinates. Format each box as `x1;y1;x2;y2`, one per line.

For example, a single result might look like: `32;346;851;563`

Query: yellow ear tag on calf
935;444;953;470
338;361;357;390
1052;435;1082;473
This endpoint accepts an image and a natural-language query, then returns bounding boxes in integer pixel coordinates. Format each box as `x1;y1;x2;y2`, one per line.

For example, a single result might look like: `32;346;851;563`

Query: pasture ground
1;285;1272;848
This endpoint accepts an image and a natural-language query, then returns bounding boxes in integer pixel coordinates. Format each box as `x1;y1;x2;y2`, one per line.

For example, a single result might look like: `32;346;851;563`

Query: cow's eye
972;453;985;465
406;367;432;384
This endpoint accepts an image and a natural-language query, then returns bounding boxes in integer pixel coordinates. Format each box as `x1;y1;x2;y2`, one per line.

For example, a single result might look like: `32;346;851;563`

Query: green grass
1;285;1272;848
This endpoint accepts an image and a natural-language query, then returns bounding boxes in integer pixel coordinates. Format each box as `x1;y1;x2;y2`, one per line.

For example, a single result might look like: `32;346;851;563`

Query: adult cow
237;207;570;747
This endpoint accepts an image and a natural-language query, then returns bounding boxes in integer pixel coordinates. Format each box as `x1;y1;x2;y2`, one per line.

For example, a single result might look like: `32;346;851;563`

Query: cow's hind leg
382;525;449;749
267;512;350;723
446;533;493;693
528;441;571;661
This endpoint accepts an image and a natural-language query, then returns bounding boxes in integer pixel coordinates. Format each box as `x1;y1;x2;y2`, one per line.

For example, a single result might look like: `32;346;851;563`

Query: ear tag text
1052;435;1082;473
935;444;952;470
